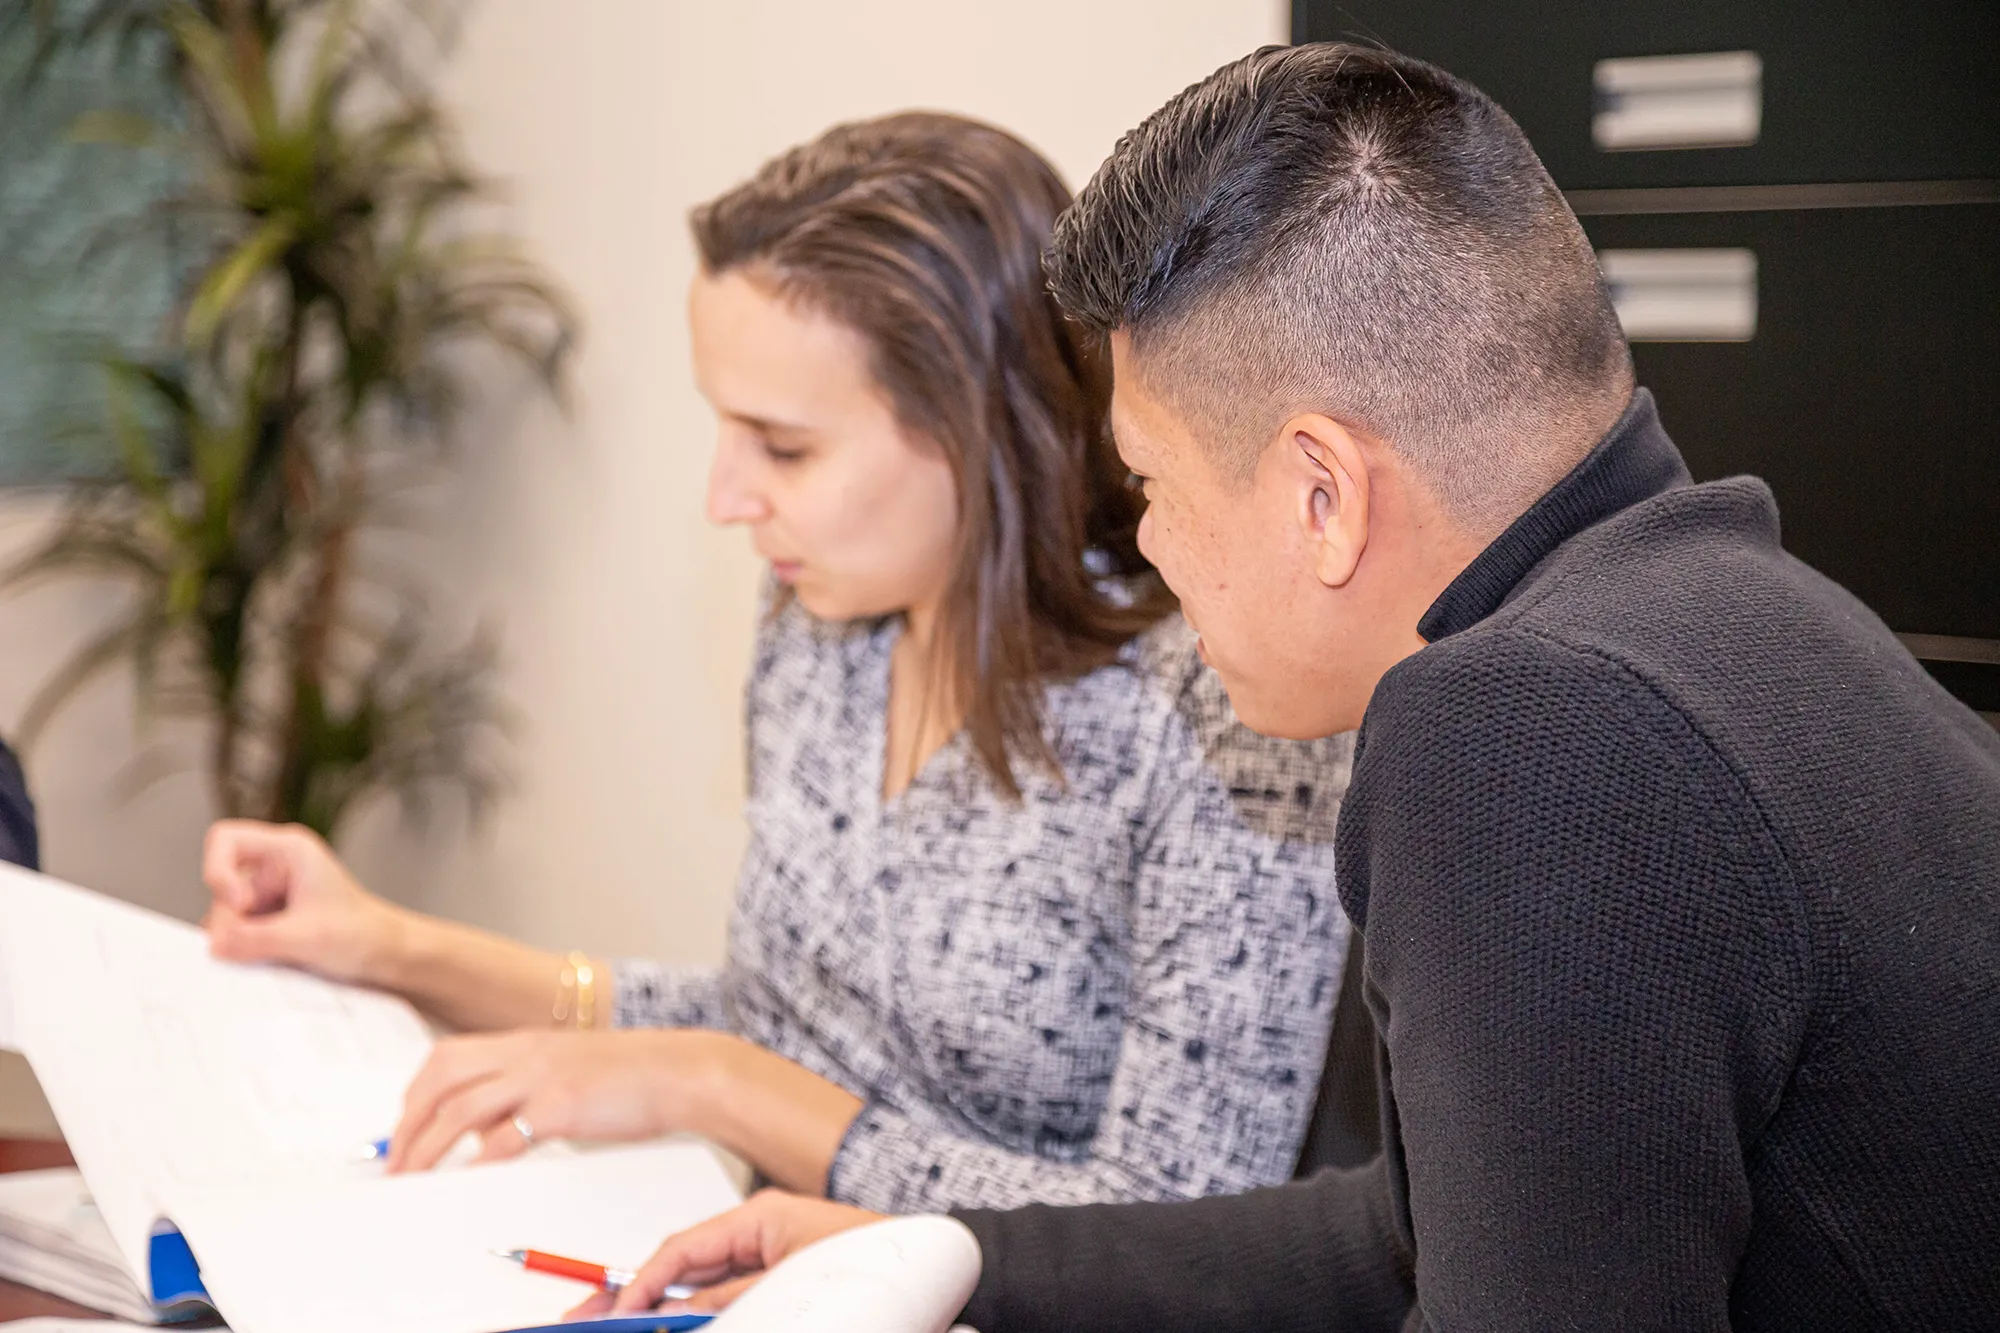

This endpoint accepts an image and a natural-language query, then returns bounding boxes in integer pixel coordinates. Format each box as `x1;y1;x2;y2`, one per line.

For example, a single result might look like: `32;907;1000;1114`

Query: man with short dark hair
604;43;2000;1331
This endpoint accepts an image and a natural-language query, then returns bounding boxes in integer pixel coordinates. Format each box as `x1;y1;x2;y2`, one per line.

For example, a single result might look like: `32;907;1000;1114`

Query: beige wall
0;1;1285;1011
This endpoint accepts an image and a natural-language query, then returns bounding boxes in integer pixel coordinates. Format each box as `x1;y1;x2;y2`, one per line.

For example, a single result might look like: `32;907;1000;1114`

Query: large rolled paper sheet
706;1215;983;1333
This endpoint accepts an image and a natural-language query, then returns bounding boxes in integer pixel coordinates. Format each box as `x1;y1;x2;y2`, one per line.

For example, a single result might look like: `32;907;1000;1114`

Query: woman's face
690;268;961;624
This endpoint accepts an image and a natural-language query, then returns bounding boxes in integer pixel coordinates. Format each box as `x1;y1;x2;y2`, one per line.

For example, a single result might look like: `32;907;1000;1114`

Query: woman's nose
706;440;770;526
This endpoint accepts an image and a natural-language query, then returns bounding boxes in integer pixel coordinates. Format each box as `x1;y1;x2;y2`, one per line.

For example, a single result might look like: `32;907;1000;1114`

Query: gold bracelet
552;956;578;1027
570;951;598;1031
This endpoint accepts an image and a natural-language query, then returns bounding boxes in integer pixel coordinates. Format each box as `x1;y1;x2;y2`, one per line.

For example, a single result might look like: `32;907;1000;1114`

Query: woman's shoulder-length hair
692;111;1174;798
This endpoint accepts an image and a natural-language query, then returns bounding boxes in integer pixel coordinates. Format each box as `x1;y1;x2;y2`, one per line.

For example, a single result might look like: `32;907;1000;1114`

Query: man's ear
1281;413;1369;589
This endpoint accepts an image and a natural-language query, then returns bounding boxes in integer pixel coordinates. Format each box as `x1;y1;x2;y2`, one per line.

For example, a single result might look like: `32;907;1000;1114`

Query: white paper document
0;863;743;1333
0;1166;155;1322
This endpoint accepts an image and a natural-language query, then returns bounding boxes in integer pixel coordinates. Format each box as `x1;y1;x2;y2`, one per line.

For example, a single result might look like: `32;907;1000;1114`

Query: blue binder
508;1312;712;1320
146;1222;213;1323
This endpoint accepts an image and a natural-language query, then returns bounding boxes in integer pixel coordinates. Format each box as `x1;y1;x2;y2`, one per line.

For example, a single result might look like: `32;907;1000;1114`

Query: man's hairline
1116;313;1319;504
1107;321;1281;501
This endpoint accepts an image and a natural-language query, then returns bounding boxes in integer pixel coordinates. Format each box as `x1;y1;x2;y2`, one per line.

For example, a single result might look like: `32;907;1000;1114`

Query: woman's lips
770;560;802;583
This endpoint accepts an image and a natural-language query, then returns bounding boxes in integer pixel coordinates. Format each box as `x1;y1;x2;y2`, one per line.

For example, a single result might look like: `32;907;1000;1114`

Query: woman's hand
202;819;410;986
387;1028;727;1172
565;1189;887;1319
390;1028;867;1199
202;819;588;1033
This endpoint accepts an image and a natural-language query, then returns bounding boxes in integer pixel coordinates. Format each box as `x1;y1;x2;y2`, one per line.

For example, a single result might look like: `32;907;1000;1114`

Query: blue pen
356;1136;393;1162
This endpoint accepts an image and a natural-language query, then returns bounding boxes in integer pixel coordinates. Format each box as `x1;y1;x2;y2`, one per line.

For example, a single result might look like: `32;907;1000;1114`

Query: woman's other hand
563;1189;886;1319
387;1029;724;1172
203;819;614;1035
202;819;408;986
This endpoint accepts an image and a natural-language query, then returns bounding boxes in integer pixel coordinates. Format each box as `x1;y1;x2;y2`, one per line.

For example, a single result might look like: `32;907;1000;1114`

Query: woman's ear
1284;413;1369;589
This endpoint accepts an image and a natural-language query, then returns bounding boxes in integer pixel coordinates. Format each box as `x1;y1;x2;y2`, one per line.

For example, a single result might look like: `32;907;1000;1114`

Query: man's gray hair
1047;43;1634;534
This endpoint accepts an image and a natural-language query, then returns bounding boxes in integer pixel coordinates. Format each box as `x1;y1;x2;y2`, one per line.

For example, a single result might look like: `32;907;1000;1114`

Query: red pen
491;1248;695;1300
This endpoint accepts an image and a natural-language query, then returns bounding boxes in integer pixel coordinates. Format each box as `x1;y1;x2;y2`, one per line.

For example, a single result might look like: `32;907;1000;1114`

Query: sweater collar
1417;388;1691;643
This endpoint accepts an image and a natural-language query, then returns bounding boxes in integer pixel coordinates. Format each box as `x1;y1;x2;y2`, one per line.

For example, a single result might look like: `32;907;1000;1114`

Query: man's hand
566;1189;887;1318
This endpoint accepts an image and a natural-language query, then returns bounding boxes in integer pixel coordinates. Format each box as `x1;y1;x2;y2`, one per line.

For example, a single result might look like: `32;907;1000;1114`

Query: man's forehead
1107;332;1171;465
1107;393;1150;464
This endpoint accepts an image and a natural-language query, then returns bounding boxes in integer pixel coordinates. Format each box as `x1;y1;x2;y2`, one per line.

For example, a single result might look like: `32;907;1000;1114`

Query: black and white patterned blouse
615;598;1352;1213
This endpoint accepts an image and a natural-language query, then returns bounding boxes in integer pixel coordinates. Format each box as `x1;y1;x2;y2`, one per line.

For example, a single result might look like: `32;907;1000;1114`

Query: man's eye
1124;471;1149;494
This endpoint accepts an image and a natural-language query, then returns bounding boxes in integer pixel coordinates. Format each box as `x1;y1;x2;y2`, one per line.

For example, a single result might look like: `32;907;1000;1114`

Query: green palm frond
7;0;569;839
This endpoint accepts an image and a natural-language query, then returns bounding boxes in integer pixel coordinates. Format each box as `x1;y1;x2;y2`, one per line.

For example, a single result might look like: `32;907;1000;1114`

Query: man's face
1110;334;1381;739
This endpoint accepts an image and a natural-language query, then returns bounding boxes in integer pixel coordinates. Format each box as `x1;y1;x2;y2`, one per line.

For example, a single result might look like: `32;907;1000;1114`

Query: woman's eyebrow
729;411;814;438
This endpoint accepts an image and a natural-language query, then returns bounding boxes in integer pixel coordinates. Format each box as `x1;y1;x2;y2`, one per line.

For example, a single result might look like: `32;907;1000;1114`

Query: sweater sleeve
952;1158;1412;1333
0;739;38;871
826;671;1350;1213
610;960;728;1030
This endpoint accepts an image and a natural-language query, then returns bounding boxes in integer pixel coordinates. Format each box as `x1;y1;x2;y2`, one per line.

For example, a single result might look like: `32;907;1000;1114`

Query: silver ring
512;1114;537;1146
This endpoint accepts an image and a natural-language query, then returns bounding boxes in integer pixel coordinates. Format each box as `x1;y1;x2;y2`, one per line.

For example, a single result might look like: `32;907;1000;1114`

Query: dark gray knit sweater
0;739;36;871
952;389;2000;1331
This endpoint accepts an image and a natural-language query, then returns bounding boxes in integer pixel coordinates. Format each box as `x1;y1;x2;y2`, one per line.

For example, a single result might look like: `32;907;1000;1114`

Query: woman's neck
902;595;941;659
883;596;957;801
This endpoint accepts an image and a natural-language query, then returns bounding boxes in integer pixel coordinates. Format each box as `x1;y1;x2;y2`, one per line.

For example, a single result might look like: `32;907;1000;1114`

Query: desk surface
0;1136;108;1322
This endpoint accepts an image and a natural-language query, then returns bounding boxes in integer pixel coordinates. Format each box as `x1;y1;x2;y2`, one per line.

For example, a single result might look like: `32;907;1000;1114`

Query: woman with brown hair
197;112;1353;1213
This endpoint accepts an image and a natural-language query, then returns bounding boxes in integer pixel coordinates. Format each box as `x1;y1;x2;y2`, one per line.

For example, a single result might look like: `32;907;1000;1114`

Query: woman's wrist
669;1032;861;1194
352;906;591;1033
656;1029;746;1140
355;900;430;993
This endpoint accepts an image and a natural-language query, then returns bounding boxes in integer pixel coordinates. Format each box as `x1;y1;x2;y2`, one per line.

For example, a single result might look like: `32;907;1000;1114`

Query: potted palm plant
3;0;574;838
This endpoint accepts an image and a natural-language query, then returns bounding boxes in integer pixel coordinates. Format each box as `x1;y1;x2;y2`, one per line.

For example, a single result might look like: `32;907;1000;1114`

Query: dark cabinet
1295;0;2000;716
1582;203;1999;641
1293;0;1999;189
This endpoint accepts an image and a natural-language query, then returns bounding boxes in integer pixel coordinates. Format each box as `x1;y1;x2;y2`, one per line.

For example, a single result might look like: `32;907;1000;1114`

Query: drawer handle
1594;51;1762;151
1597;248;1758;342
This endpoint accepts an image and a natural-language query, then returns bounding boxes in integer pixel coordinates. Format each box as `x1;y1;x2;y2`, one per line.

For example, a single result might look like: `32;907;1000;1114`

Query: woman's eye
762;440;808;465
1124;471;1150;495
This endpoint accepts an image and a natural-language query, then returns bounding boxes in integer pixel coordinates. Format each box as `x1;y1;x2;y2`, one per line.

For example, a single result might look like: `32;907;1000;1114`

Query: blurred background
0;0;1286;1131
0;0;1993;1132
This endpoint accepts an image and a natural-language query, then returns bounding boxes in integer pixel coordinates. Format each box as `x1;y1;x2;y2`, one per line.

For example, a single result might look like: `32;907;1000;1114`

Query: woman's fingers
472;1107;539;1164
390;1038;524;1172
202;820;297;914
200;820;403;985
205;901;304;965
392;1069;522;1172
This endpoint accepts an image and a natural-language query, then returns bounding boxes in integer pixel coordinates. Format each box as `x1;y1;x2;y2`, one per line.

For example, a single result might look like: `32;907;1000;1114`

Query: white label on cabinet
1598;248;1758;342
1594;51;1762;151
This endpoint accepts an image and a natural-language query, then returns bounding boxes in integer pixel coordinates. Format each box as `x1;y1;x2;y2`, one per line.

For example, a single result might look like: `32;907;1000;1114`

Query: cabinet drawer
1295;0;2000;189
1581;203;1999;641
